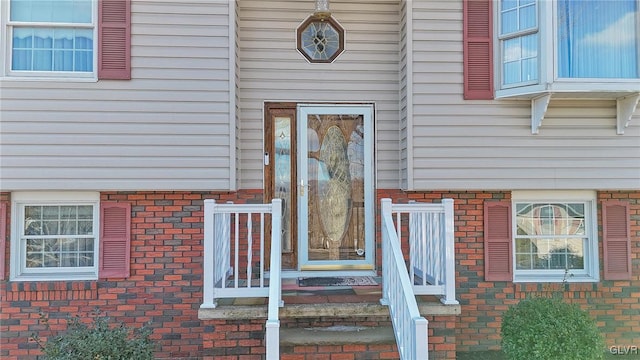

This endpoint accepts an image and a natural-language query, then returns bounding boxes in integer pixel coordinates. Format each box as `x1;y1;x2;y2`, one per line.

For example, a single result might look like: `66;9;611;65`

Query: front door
264;103;375;271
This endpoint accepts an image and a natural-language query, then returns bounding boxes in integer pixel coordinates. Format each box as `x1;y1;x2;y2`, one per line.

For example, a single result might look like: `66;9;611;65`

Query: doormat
298;276;378;287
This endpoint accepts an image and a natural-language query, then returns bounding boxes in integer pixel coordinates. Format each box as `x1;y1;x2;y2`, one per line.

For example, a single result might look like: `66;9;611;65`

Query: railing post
380;198;392;306
414;317;429;360
201;199;216;309
265;320;280;360
266;198;283;359
271;199;283;307
441;198;458;305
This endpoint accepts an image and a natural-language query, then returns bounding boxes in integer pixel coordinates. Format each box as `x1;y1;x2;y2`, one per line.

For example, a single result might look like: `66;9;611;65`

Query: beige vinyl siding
409;0;640;190
0;0;233;191
237;0;401;190
399;0;410;190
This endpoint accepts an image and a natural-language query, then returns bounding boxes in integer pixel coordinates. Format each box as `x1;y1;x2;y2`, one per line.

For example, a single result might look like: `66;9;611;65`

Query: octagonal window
297;16;344;63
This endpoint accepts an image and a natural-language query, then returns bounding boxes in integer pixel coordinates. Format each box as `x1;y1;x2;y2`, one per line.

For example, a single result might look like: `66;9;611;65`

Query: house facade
0;0;638;359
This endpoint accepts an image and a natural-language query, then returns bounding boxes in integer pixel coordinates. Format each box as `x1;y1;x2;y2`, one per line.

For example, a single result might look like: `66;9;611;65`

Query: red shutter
98;0;131;80
463;0;494;100
99;202;131;278
603;201;632;280
0;203;6;281
484;201;512;281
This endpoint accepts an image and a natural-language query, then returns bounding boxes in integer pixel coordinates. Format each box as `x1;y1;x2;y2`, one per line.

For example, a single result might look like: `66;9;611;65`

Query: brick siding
403;190;640;353
1;190;637;358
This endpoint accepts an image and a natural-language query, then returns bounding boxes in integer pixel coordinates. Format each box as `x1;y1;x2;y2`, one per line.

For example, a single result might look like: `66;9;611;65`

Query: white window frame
497;0;540;90
10;192;100;281
0;0;98;80
512;190;599;283
495;0;640;99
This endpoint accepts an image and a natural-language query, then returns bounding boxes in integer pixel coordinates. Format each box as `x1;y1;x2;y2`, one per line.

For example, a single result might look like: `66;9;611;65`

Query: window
496;0;639;95
296;16;345;63
484;191;631;282
512;191;599;282
499;0;538;87
3;0;95;77
557;0;638;79
11;192;100;280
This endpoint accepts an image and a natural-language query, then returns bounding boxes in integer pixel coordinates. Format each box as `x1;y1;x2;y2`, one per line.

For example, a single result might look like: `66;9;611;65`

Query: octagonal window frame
296;15;345;64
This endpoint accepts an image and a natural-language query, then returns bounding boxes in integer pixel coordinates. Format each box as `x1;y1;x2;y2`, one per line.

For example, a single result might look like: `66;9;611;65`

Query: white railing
380;198;429;360
388;199;458;305
201;199;283;309
265;199;282;360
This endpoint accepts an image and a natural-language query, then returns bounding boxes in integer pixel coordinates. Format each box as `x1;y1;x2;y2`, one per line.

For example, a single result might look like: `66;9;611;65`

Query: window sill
496;84;639;134
0;75;98;83
10;273;98;282
513;273;599;283
497;81;640;100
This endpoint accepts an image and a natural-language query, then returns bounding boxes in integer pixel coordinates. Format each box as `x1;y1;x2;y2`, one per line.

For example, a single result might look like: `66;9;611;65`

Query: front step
280;325;395;346
199;297;460;319
279;322;401;360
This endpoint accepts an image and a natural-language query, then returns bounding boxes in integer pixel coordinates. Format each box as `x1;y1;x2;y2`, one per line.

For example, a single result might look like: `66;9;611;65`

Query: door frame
264;102;376;273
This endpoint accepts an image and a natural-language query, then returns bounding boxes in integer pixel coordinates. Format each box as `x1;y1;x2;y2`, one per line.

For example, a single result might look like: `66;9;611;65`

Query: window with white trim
11;192;100;281
512;191;599;282
2;0;96;77
496;0;639;97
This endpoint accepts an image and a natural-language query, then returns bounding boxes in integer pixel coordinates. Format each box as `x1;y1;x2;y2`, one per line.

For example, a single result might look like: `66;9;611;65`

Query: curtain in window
558;0;638;78
12;28;93;72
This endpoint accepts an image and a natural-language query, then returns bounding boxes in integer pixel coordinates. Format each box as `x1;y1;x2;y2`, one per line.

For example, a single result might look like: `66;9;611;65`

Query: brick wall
2;189;635;358
403;190;640;353
0;191;254;359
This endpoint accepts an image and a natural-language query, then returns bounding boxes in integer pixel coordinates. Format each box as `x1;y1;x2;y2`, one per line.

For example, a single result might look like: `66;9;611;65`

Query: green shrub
501;297;604;360
32;309;155;360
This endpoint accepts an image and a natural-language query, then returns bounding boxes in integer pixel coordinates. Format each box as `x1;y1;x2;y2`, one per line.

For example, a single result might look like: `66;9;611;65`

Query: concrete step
280;325;395;346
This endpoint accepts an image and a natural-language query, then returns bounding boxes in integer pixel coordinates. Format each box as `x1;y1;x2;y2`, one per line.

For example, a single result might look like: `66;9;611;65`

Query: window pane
519;3;536;29
10;0;92;23
21;203;96;272
42;220;59;235
517;203;585;236
61;254;78;267
502;0;518;11
77;205;93;218
501;0;537;35
557;0;638;78
59;205;77;219
12;27;93;72
515;201;588;272
516;254;533;269
503;34;538;85
79;253;94;266
78;220;93;235
502;9;518;34
60;220;77;235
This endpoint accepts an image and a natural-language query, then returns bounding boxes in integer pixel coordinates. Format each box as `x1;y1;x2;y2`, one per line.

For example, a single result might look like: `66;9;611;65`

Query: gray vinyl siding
236;0;401;190
409;0;640;190
0;0;234;191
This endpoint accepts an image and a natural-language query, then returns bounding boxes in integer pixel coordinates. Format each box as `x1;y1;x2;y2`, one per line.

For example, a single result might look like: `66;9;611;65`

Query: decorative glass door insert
298;105;374;270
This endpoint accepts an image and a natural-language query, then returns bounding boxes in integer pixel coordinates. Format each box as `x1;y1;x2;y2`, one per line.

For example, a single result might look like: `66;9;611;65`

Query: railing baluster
247;213;253;288
234;212;239;289
260;212;265;288
415;213;424;285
